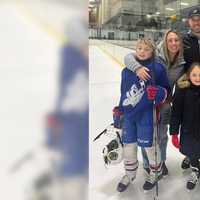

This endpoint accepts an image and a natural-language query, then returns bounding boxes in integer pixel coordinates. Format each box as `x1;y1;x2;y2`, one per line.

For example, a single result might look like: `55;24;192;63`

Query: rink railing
89;39;136;68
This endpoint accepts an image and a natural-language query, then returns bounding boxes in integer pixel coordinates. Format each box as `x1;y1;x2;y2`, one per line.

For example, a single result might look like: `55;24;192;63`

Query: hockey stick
150;62;159;200
9;151;34;173
153;100;159;200
93;128;108;142
93;123;114;142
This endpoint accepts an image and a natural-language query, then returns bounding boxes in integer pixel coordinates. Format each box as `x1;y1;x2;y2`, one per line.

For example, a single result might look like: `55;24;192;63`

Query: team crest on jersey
123;80;145;107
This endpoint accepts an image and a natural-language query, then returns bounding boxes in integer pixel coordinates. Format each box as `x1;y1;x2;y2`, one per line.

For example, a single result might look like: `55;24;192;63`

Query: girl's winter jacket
170;79;200;157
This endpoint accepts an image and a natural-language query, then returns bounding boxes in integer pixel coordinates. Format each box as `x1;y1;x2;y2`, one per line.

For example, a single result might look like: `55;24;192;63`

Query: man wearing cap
183;7;200;70
179;7;200;170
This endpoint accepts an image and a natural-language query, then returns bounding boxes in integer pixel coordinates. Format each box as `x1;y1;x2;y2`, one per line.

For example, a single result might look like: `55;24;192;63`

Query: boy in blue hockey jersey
115;38;170;192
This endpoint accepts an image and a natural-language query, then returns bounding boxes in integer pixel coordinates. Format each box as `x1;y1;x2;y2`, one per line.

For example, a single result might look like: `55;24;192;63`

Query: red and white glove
146;85;158;100
171;134;180;149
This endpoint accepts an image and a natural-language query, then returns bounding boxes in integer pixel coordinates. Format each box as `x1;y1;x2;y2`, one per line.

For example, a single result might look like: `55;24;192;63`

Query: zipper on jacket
198;39;200;56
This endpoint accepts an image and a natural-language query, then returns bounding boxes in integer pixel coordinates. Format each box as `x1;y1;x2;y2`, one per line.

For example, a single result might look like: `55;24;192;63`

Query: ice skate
186;167;200;190
143;174;157;192
161;162;168;177
143;167;150;176
181;157;190;170
117;175;135;192
143;167;162;192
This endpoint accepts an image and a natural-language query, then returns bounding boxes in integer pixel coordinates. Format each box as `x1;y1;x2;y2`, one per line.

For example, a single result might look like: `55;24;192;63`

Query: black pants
189;156;200;170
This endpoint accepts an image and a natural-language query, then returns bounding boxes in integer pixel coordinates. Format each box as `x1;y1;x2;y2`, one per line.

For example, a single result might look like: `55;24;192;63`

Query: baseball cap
188;7;200;18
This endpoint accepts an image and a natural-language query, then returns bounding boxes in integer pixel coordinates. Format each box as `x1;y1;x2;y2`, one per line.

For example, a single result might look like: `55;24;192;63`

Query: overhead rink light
146;14;152;18
180;2;189;6
166;7;175;11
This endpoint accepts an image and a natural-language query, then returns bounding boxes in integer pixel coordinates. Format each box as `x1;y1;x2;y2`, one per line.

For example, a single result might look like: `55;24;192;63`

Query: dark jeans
189;156;200;170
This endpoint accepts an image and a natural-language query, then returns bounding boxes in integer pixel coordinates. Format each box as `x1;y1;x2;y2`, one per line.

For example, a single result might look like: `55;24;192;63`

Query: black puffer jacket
170;82;200;157
183;33;200;70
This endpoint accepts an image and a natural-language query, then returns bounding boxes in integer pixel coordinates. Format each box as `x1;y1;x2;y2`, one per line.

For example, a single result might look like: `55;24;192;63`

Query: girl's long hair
187;62;200;78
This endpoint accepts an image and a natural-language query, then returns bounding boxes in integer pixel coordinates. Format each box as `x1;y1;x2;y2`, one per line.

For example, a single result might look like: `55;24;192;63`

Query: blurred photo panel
0;0;88;200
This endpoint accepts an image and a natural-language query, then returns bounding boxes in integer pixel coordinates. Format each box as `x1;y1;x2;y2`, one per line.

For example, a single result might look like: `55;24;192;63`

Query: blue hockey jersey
119;58;170;119
119;58;170;147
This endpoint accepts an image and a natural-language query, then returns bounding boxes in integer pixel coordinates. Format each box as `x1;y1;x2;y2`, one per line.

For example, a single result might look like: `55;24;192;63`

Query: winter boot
181;157;190;170
186;167;200;190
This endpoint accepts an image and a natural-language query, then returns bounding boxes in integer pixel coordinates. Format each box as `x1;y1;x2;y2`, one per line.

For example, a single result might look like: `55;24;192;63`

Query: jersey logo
123;80;145;107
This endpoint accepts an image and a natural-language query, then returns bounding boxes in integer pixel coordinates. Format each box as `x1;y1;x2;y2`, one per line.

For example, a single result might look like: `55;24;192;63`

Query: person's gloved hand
112;106;123;129
171;134;180;149
146;85;158;100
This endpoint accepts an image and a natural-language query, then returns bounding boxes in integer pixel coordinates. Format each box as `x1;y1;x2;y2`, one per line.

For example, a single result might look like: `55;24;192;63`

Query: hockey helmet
102;125;123;166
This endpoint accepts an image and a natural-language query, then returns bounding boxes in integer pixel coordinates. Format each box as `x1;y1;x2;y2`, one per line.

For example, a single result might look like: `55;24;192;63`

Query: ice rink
89;43;200;200
0;1;84;199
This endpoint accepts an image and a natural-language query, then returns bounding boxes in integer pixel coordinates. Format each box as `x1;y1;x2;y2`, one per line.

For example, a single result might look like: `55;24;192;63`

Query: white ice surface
89;44;200;200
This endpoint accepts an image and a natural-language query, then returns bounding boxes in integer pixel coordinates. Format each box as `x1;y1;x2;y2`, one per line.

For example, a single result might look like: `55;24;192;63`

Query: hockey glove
112;106;123;129
146;85;158;100
171;134;180;149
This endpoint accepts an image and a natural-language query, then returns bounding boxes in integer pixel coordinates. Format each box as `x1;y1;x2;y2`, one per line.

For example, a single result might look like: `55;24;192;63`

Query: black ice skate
143;168;162;191
143;175;157;191
181;157;190;170
186;167;200;190
144;167;150;176
117;175;131;192
162;162;168;177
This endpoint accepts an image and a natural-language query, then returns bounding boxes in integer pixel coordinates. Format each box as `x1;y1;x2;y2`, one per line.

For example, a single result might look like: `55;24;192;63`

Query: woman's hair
136;38;156;56
163;29;183;65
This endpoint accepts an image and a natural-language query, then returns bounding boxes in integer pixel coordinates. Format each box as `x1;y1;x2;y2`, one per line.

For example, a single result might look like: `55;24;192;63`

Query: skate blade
187;188;196;192
143;189;153;194
162;174;168;178
143;190;149;194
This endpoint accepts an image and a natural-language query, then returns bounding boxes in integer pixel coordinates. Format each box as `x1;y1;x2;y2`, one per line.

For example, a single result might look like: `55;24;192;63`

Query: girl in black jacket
170;62;200;190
